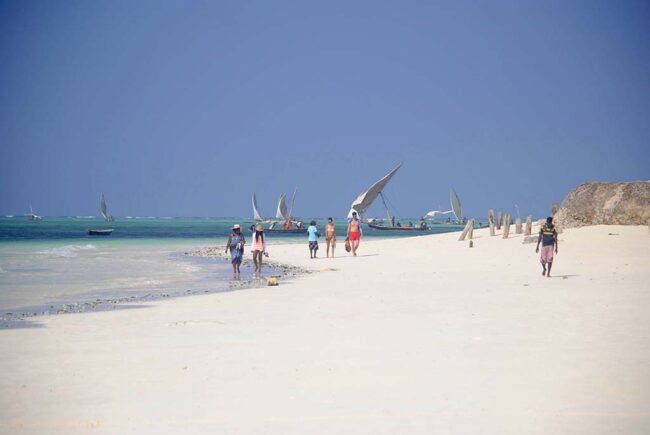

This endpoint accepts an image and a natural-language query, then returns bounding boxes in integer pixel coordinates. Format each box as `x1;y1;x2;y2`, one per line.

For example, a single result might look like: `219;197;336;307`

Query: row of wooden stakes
458;210;534;241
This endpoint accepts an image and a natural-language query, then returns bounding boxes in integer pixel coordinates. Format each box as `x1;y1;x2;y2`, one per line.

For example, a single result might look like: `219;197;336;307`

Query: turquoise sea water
0;216;463;242
0;217;463;325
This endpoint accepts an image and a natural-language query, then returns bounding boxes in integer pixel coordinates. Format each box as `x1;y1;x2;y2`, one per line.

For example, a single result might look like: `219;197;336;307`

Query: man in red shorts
536;217;559;277
347;211;363;256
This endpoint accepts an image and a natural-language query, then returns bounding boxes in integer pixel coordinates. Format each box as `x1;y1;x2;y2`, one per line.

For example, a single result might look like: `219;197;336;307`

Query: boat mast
288;188;297;219
379;192;392;222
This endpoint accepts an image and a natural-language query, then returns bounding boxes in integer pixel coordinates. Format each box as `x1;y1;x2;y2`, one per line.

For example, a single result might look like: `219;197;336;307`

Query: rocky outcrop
555;182;650;228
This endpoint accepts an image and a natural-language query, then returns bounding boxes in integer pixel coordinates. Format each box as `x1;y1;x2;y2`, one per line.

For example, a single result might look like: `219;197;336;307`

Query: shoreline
0;244;305;329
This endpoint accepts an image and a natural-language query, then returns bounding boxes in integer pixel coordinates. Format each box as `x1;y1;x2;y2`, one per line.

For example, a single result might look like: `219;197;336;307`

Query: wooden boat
87;229;113;236
249;223;306;234
264;227;307;234
252;188;308;234
368;223;428;231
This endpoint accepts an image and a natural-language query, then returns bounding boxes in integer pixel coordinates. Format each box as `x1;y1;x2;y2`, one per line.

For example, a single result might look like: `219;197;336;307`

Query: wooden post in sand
488;209;495;236
524;215;532;236
515;217;522;234
502;213;511;239
458;219;473;241
497;211;503;230
467;219;474;239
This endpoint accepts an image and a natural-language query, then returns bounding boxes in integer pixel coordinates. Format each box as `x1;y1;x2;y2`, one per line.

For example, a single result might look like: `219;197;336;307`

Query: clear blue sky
1;0;649;219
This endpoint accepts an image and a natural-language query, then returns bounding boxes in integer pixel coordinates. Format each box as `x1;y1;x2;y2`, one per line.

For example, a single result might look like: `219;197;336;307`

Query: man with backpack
536;217;559;277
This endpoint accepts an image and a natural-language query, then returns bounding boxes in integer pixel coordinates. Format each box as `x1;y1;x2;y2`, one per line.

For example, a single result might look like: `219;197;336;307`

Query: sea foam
38;244;97;258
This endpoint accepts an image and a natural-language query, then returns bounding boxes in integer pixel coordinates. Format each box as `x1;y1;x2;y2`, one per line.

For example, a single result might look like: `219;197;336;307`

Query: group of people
225;211;365;275
307;211;362;259
226;213;559;277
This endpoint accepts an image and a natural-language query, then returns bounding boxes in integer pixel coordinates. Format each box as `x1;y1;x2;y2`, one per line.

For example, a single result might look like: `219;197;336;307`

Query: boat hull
264;228;307;234
87;229;113;236
368;223;428;231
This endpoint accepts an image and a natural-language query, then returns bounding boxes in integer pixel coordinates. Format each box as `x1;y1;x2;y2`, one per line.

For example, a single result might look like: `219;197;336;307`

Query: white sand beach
1;224;649;434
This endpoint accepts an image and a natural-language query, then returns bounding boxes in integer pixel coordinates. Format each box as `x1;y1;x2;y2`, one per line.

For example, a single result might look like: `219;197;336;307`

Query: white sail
100;193;114;222
288;188;297;218
348;164;401;218
26;204;42;220
275;194;288;220
450;188;463;221
423;209;453;219
252;193;263;221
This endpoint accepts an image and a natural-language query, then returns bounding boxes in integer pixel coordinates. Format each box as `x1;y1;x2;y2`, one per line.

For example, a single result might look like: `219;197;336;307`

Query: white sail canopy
100;193;113;221
276;194;288;220
348;164;401;218
423;188;463;222
252;193;263;221
450;188;463;221
423;209;453;219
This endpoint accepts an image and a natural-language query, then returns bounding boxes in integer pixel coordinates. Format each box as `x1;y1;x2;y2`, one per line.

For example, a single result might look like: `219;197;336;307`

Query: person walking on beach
307;220;320;259
225;224;245;276
325;217;336;258
251;224;268;274
536;217;558;277
347;211;362;256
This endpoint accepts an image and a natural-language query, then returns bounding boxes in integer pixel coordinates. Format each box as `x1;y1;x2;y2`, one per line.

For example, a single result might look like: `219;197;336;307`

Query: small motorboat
87;229;113;236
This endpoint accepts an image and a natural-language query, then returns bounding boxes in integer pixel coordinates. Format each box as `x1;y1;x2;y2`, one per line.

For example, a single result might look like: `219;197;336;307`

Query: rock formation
555;181;650;228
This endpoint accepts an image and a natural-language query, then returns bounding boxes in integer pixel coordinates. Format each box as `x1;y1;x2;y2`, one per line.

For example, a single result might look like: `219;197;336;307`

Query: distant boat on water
25;204;42;220
100;193;114;222
423;188;464;224
266;189;308;234
87;229;113;236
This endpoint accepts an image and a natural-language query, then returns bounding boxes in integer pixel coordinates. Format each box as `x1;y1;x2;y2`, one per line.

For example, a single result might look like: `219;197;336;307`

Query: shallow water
0;217;463;324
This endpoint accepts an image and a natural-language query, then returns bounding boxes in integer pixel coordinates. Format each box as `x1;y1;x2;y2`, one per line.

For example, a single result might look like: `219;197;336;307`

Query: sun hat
232;224;241;230
255;224;263;231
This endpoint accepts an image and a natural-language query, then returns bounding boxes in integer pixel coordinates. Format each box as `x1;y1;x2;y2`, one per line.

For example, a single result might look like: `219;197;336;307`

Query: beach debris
469;240;474;248
488;209;495;236
267;277;279;286
502;213;511;239
515;217;522;234
524;215;532;236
